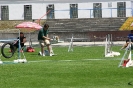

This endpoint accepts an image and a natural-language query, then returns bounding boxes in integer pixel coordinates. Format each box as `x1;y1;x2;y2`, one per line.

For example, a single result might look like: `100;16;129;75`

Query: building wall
9;4;24;20
78;3;93;18
32;3;47;19
131;1;133;16
54;3;70;19
0;1;132;20
126;1;132;17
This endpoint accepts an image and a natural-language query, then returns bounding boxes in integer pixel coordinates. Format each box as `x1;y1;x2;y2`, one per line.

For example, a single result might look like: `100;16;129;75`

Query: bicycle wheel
1;43;15;58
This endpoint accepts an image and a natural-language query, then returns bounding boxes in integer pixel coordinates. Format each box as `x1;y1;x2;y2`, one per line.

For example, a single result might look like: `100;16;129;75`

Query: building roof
0;0;132;4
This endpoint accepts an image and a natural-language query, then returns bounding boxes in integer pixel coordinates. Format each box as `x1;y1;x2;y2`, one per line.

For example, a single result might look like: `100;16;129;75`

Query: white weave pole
105;37;107;56
105;34;113;57
68;34;73;52
107;34;112;53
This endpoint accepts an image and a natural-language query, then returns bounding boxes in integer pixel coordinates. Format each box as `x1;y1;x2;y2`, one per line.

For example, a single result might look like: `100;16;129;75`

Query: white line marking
27;59;120;63
2;58;121;64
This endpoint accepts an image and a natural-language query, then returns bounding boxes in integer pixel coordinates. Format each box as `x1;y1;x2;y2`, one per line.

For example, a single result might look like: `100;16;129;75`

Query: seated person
13;32;26;51
121;30;133;50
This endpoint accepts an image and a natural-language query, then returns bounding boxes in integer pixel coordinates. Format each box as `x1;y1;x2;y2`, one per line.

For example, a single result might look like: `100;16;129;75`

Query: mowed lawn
0;45;133;88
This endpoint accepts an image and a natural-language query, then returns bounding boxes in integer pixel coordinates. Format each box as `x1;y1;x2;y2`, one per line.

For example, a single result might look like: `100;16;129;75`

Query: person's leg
46;44;51;54
121;39;129;50
11;44;17;53
121;42;129;49
41;45;44;55
46;45;53;56
13;46;17;52
39;40;45;56
45;39;52;56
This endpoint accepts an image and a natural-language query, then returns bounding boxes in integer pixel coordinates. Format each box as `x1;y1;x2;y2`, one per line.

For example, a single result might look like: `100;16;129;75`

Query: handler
38;24;52;56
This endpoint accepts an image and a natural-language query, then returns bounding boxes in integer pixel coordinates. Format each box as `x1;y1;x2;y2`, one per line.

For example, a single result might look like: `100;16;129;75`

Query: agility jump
0;29;27;64
118;39;133;67
104;34;120;57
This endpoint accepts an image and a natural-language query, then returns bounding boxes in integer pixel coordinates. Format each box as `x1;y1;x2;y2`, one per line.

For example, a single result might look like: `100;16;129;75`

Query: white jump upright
0;54;3;64
104;34;120;57
68;34;73;52
13;44;27;63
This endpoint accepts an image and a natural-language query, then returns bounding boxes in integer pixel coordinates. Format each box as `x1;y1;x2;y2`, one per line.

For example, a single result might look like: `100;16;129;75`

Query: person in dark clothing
13;32;26;51
38;24;52;56
121;30;133;50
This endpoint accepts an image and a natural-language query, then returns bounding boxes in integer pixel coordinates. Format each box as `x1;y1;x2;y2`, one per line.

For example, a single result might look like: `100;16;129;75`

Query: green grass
0;46;133;88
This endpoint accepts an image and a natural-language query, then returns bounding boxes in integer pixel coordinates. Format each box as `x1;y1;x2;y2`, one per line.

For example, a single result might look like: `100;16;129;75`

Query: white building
0;0;133;20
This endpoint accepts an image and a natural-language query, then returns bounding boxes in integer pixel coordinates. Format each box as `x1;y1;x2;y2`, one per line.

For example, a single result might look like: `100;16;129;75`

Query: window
117;2;126;17
1;6;9;20
108;2;112;8
70;4;78;18
47;4;55;19
24;5;32;20
93;3;102;18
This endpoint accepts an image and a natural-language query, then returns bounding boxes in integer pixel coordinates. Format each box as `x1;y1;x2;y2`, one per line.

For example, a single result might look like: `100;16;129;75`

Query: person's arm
43;34;50;40
22;37;26;43
42;30;50;40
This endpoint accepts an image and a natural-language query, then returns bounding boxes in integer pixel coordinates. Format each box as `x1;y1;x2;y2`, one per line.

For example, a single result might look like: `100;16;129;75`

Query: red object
123;59;130;67
27;47;35;52
15;22;42;30
36;10;51;24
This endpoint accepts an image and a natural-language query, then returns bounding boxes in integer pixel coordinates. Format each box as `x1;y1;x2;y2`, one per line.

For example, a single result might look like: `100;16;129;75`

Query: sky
0;0;132;4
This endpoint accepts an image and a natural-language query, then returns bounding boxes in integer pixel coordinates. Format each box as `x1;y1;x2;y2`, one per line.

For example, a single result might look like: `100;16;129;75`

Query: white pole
105;36;107;56
68;34;73;52
18;29;21;59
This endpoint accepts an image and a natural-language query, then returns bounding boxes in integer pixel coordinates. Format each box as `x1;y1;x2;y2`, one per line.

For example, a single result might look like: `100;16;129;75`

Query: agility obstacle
118;40;133;67
68;34;73;52
0;29;27;64
104;34;120;57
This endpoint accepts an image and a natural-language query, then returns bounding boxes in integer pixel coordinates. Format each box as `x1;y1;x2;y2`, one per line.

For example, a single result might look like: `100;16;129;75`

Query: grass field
0;45;133;88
